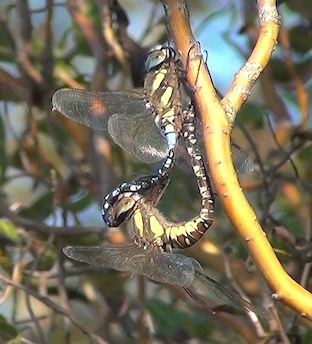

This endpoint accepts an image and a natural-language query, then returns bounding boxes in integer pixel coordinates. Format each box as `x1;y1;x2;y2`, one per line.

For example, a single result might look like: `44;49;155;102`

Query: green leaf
19;191;53;222
146;298;211;339
0;219;20;244
67;189;94;212
0;320;20;343
0;21;15;62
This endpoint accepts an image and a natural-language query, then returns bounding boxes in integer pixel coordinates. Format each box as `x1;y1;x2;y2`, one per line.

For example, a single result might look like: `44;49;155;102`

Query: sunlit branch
161;0;312;321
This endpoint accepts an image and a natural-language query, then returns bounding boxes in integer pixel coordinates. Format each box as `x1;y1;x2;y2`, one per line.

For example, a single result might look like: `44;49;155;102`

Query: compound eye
145;48;167;71
103;197;137;227
115;197;136;218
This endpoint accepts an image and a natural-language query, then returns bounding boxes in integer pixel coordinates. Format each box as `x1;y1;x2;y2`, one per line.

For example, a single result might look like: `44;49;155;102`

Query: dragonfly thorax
144;51;184;139
130;205;168;249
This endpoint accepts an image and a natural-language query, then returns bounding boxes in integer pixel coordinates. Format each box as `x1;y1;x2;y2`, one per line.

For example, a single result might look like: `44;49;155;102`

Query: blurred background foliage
0;0;311;343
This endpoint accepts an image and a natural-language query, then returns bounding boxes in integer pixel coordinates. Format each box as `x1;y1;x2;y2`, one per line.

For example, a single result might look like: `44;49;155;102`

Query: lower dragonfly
63;243;257;316
64;109;259;316
102;106;214;250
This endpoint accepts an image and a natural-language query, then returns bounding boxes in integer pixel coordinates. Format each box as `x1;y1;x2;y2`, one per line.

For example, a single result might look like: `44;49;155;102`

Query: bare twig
0;201;103;236
0;273;107;344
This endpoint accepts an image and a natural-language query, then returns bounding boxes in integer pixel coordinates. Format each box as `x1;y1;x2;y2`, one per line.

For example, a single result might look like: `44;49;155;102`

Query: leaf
0;219;20;245
67;189;94;212
0;320;20;343
146;298;211;339
19;191;53;222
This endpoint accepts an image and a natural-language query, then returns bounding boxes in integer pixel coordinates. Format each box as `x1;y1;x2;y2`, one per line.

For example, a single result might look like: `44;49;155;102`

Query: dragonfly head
103;195;138;227
145;46;176;72
102;176;170;228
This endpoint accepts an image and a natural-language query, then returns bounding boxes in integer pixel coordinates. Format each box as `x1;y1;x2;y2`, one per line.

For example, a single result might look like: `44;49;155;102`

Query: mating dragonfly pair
53;46;256;315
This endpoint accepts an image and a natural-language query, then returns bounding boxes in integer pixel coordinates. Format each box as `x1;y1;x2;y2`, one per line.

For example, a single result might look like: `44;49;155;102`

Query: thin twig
0;201;103;235
0;273;107;344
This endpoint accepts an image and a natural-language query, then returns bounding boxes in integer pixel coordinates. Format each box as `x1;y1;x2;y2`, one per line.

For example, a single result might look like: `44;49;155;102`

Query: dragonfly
102;106;214;250
53;46;185;182
63;242;258;316
63;109;259;316
52;46;254;182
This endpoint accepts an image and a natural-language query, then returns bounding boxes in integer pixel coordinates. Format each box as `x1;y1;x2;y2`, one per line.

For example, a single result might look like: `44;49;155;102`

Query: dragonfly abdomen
163;106;215;249
164;216;212;249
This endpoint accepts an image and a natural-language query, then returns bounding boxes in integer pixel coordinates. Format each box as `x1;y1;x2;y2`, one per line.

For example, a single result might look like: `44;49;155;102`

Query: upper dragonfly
52;46;253;178
53;46;185;180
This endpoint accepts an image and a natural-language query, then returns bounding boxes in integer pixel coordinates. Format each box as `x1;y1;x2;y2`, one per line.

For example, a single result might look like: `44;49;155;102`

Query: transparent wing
64;244;267;316
52;89;148;128
193;269;257;314
230;142;254;175
195;116;254;175
52;89;253;170
176;118;254;176
63;244;195;286
52;89;169;163
108;114;168;163
182;259;267;316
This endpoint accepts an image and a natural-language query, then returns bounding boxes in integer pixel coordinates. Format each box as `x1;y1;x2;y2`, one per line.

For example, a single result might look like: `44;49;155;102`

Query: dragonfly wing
63;244;195;286
230;142;254;175
63;243;146;271
176;118;254;176
183;286;216;313
146;252;195;287
194;116;254;175
193;269;257;314
108;113;169;163
52;89;147;130
52;88;169;163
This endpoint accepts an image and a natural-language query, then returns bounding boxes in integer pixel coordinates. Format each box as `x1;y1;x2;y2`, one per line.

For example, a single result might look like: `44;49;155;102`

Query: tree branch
0;201;102;236
162;0;312;321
